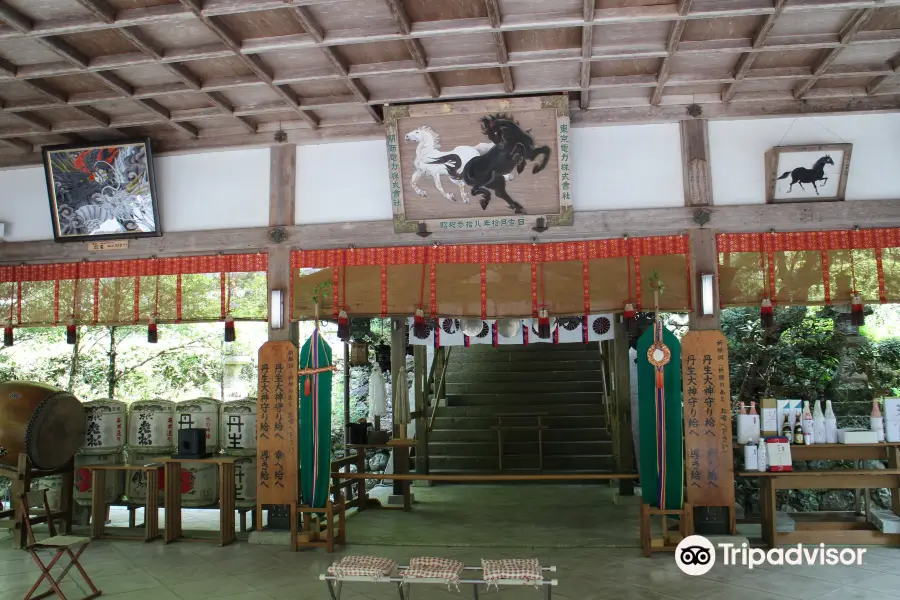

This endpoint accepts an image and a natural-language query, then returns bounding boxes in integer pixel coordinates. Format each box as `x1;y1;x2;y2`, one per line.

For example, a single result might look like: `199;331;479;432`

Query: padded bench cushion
328;556;397;581
403;557;465;589
482;558;543;588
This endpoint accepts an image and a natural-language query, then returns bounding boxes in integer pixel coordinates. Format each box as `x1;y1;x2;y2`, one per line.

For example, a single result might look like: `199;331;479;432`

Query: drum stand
0;454;75;549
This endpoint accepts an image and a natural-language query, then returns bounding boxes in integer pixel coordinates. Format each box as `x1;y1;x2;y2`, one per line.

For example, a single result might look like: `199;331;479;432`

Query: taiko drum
0;381;86;471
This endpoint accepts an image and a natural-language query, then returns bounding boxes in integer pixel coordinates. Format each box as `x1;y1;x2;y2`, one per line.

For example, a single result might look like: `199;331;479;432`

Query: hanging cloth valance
0;253;268;328
717;228;900;307
291;237;691;320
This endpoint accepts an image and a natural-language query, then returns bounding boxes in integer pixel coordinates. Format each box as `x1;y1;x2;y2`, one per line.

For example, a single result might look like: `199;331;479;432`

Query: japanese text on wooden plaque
682;330;735;507
257;341;298;505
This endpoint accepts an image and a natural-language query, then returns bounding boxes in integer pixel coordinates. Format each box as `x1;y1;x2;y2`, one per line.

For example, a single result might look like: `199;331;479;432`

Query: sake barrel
74;453;124;506
0;381;85;470
124;451;164;505
180;462;219;508
220;399;257;456
175;398;221;451
234;456;256;507
81;399;126;455
127;399;175;453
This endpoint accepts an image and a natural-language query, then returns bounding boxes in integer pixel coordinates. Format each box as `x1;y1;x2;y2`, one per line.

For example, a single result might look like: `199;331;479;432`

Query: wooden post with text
256;341;299;531
681;330;736;532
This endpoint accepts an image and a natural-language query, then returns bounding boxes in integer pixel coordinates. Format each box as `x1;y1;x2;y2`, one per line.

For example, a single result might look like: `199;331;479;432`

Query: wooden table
348;439;416;512
740;454;900;547
156;456;238;546
84;463;161;542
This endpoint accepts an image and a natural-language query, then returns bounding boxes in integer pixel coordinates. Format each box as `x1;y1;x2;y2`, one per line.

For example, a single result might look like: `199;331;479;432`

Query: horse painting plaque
765;144;852;203
384;96;572;233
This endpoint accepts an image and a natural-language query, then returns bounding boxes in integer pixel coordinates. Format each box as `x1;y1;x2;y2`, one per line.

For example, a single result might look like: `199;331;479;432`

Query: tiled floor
1;484;899;600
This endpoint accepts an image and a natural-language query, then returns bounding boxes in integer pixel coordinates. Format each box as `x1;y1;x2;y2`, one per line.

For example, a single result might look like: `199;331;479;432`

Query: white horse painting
405;126;514;204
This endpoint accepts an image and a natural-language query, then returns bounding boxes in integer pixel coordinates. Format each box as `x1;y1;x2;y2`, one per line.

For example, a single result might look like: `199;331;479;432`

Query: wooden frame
41;138;161;243
291;492;346;553
765;144;853;204
86;464;160;542
385;96;572;234
162;456;238;546
0;454;75;550
639;500;695;557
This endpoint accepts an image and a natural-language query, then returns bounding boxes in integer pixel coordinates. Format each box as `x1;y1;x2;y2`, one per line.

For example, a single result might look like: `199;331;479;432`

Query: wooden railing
331;454;359;509
427;347;452;433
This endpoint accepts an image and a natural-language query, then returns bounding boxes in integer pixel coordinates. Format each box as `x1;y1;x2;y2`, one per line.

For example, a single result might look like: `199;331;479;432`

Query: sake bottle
793;420;805;445
757;438;768;472
802;400;814;438
781;412;793;442
824;400;838;443
871;398;885;442
813;400;826;444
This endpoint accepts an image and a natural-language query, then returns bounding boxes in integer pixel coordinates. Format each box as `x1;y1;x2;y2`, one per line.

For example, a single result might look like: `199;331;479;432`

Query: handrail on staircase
427;347;452;433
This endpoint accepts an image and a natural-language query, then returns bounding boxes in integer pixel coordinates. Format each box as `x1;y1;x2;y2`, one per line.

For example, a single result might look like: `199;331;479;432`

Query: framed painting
42;138;162;242
384;95;572;234
765;144;852;203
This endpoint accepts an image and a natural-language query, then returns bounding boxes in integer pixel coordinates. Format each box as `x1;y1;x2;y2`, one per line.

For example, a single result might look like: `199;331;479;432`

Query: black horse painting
428;114;551;214
776;155;834;195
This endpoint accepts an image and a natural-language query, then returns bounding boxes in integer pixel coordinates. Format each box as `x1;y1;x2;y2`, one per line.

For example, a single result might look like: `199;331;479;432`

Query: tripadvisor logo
675;535;867;575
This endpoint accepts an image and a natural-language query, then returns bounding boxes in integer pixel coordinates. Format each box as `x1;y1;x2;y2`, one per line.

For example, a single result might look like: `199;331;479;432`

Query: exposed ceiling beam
382;0;439;98
71;0;117;24
484;0;513;93
867;53;900;95
651;0;692;106
579;0;595;110
722;0;787;102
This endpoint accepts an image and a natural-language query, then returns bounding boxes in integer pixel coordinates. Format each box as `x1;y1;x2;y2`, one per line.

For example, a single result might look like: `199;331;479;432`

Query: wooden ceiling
1;0;899;166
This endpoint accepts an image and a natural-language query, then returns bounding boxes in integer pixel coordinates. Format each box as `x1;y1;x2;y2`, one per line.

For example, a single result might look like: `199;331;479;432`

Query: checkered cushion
328;556;397;581
481;558;543;589
403;557;465;590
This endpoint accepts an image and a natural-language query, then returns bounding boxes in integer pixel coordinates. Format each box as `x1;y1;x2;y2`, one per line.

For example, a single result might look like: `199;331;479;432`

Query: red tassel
224;315;235;342
413;308;426;339
337;309;350;341
623;302;638;337
760;298;774;329
147;317;158;344
303;376;311;396
850;294;864;327
537;308;551;339
3;324;12;347
66;320;77;345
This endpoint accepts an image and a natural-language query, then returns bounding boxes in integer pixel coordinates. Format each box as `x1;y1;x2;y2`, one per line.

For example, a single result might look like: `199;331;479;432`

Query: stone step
442;370;605;384
446;381;604;394
428;454;615;472
460;343;600;353
432;404;606;418
448;392;603;406
429;427;610;443
428;440;613;457
447;360;602;373
431;415;608;430
450;350;602;363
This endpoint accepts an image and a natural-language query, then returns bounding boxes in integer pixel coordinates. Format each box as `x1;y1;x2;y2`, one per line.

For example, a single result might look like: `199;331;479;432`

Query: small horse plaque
384;96;572;234
765;144;852;204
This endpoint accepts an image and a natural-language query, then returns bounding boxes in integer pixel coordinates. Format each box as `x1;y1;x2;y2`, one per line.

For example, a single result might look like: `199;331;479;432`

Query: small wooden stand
639;500;694;557
161;456;238;546
0;454;75;549
290;491;346;553
85;463;161;542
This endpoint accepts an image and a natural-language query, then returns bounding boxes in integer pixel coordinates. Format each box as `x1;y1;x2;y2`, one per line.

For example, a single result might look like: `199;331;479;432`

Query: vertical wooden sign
682;330;734;507
256;341;298;508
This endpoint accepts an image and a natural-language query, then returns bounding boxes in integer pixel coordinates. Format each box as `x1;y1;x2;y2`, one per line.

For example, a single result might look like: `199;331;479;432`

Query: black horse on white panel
429;114;552;214
777;155;834;195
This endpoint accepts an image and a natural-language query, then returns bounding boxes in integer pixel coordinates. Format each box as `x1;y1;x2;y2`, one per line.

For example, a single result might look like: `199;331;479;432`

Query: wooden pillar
688;228;720;331
268;144;298;344
414;345;429;475
613;322;635;495
390;318;406;496
681;120;712;207
343;341;350;446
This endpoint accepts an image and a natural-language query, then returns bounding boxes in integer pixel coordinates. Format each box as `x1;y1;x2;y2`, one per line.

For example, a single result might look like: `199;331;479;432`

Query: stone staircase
427;344;614;474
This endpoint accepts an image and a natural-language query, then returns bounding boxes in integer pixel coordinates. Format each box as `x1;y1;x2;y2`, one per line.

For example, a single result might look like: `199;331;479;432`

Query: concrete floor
1;484;899;600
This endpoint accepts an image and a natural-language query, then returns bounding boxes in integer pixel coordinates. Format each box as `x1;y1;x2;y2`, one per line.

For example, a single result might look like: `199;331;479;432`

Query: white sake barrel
81;399;126;455
127;399;175;453
175;398;221;451
221;399;257;456
234;456;256;506
74;453;124;506
124;451;164;505
180;462;219;507
31;476;64;511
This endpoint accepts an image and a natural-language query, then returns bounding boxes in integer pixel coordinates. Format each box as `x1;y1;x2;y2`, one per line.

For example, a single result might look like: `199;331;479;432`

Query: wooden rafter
867;52;900;95
383;0;439;98
484;0;513;93
722;0;788;102
580;0;595;110
651;0;692;107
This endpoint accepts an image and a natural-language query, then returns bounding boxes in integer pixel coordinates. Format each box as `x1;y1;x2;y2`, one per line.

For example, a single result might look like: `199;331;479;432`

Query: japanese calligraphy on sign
257;341;298;505
384;96;573;234
682;330;734;507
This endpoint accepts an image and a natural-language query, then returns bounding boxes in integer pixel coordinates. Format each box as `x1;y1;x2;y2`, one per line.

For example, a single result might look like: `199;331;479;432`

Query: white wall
709;114;900;205
295;139;393;224
155;148;269;232
0;166;54;242
571;123;684;210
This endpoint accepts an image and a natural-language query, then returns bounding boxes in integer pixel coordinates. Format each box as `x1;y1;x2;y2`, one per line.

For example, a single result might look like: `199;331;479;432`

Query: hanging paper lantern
66;319;77;345
850;294;865;327
224;314;236;343
3;323;12;347
337;309;350;342
537;308;551;339
147;316;158;344
623;302;637;338
760;298;774;329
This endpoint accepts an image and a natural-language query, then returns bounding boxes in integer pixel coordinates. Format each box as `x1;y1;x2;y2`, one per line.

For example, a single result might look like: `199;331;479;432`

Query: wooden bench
491;413;549;472
739;469;900;548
